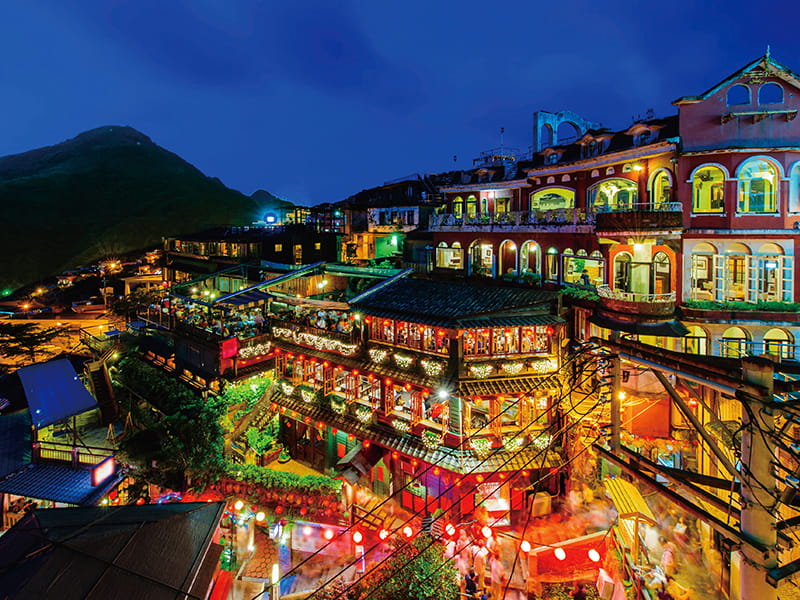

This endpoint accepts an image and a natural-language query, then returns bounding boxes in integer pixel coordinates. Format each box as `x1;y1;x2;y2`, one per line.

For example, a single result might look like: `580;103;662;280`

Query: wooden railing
33;441;113;467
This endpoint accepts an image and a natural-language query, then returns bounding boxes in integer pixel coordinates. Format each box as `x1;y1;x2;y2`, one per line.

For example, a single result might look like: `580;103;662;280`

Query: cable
245;342;609;595
356;428;608;600
305;382;610;600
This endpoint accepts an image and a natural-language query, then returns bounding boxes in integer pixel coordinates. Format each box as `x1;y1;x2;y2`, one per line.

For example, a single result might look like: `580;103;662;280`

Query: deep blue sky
1;1;797;206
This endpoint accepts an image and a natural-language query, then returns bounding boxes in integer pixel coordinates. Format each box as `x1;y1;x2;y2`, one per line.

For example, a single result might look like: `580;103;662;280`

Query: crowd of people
169;298;268;339
272;306;355;335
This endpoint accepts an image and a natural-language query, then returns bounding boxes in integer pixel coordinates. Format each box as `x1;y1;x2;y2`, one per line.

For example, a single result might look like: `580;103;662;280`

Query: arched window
436;242;463;269
690;242;717;301
684;326;708;354
614;252;633;292
727;84;751;106
453;196;463;219
545;247;559;282
692;165;725;213
520;241;541;276
469;241;493;277
757;243;785;302
721;326;749;358
764;328;794;360
759;82;784;105
790;163;800;213
652;251;672;294
649;169;673;207
530;187;575;211
724;242;751;301
588;179;638;211
466;195;478;218
738;158;778;213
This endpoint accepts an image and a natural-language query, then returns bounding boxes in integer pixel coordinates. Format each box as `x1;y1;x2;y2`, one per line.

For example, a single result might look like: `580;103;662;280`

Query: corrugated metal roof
0;502;224;600
0;464;123;506
457;375;561;396
16;359;98;429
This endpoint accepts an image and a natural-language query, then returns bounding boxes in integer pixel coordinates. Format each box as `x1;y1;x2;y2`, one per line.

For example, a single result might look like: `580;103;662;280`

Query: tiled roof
456;375;561;396
273;389;560;474
0;502;224;600
352;279;558;325
0;464;123;506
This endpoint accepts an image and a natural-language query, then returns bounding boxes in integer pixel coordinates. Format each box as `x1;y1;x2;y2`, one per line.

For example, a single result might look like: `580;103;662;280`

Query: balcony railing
594;202;683;231
33;441;114;467
597;285;676;316
594;202;682;213
429;209;594;230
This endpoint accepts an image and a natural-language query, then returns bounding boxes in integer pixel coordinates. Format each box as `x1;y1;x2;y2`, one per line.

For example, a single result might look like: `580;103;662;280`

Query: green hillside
0;126;275;292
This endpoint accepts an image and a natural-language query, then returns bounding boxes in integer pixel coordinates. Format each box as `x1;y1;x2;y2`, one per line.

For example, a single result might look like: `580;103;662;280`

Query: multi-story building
136;262;568;521
429;53;800;363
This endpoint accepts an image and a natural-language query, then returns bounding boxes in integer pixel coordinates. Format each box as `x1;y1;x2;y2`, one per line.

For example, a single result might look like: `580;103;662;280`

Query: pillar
738;358;778;600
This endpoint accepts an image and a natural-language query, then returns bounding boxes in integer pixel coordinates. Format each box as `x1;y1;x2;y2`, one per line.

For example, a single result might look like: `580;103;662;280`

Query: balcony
597;285;676;316
428;209;594;233
594;202;683;233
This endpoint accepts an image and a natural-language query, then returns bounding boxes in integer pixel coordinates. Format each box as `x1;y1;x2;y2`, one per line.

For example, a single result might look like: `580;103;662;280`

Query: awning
335;442;384;484
588;313;689;338
215;289;271;308
605;476;656;524
16;359;98;429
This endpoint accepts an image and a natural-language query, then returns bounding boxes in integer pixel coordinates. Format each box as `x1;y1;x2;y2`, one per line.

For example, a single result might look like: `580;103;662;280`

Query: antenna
767;44;771;59
453;155;457;165
500;127;505;148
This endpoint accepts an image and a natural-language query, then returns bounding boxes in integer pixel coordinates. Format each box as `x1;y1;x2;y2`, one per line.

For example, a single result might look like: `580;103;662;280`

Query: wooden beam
594;444;768;553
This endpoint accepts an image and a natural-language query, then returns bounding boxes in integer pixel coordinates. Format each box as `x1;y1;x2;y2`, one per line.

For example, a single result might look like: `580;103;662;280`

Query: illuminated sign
92;456;115;486
220;337;240;359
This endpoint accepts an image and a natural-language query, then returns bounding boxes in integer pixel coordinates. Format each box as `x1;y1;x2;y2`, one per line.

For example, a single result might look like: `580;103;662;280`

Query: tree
315;536;459;600
0;322;66;365
109;286;163;320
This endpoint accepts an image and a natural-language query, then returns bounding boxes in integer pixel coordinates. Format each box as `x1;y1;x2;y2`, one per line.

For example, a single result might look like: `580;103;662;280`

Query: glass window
738;159;778;213
588;178;638;211
436;242;463;269
692;166;725;213
529;188;575;210
650;170;673;207
520;327;549;354
453;196;463;218
721;326;749;358
614;253;632;292
683;326;708;354
764;328;794;360
495;196;510;213
466;195;478;218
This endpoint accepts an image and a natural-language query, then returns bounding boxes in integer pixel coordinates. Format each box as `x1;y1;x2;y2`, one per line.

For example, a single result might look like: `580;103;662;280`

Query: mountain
0;126;269;292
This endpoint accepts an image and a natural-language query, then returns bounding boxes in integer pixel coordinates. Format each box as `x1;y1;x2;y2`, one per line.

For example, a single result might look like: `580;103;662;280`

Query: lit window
649;170;673;207
530;187;575;211
274;244;283;252
314;243;321;250
692;166;725;213
738;158;777;213
588;179;638;212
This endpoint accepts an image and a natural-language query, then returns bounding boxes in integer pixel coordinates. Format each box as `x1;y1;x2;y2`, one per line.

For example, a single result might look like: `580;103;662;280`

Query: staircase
87;347;118;423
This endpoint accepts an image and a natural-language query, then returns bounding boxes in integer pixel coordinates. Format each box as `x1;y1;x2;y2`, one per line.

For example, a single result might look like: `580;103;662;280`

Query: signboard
92;456;115;486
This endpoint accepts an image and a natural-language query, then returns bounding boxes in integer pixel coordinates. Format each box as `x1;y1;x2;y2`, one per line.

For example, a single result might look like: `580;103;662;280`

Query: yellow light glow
618;391;626;401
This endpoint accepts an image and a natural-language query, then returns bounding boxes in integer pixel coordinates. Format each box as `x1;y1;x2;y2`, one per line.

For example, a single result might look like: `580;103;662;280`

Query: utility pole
738;357;778;600
609;355;621;453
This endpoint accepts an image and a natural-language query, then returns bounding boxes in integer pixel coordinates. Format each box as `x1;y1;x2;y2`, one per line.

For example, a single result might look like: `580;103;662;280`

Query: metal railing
594;201;681;213
716;340;798;361
597;285;676;304
429;209;595;229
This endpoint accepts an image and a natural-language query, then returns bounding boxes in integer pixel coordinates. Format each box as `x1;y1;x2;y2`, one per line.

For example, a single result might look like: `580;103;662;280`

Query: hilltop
0;126;279;291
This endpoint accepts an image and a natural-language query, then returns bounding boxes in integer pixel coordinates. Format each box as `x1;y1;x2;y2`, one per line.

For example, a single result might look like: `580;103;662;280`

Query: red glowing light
433;467;440;476
353;531;363;544
481;526;492;539
379;528;389;540
476;475;484;483
385;378;392;385
323;361;329;367
402;526;413;538
304;417;311;424
363;441;371;448
445;523;456;537
323;529;334;541
588;549;601;562
520;540;531;553
348;434;355;441
555;548;566;560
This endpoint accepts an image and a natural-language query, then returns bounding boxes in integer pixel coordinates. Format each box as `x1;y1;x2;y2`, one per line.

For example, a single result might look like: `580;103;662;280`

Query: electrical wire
303;378;611;600
244;342;609;597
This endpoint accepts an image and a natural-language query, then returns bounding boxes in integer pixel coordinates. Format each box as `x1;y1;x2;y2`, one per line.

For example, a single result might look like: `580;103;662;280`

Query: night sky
2;1;797;206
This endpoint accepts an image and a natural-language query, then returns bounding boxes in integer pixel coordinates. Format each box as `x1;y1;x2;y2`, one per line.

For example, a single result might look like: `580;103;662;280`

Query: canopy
589;313;689;338
215;288;271;308
605;476;656;524
16;359;98;430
